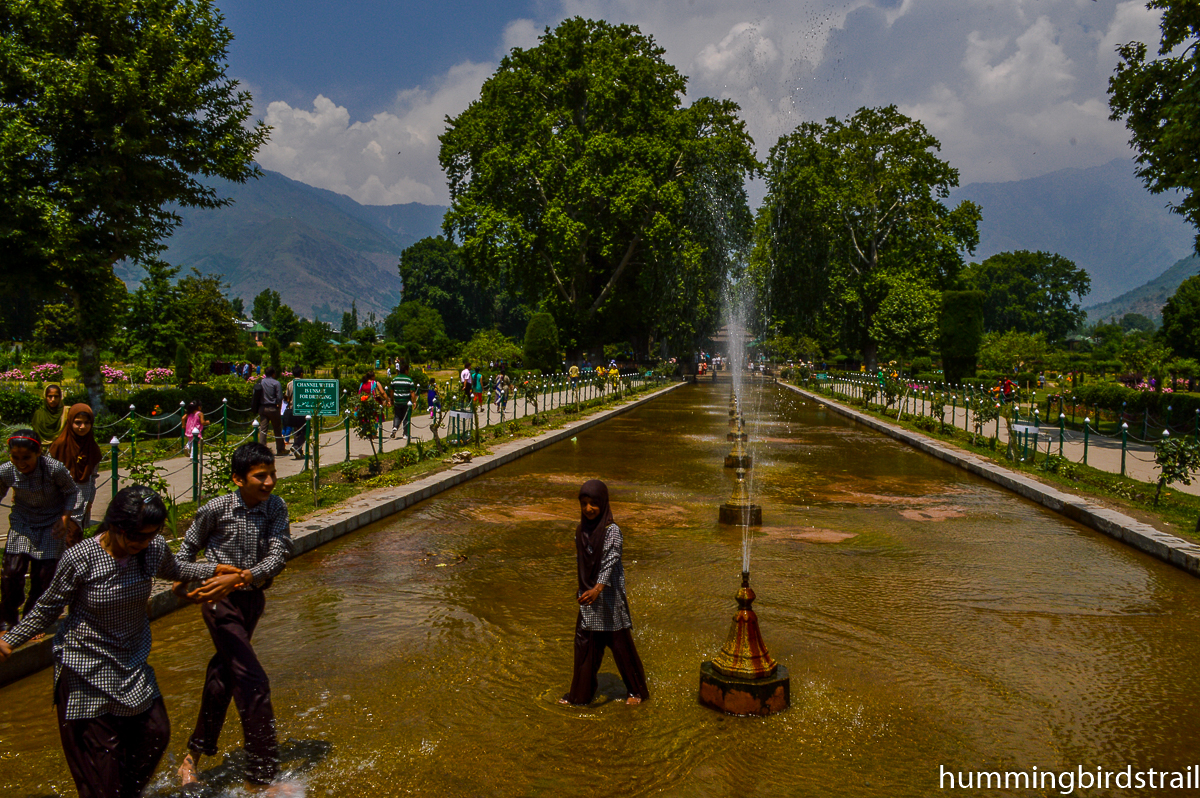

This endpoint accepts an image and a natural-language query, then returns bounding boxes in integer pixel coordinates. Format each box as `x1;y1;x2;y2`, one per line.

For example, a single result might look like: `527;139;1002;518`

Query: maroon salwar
565;615;650;704
187;589;279;784
55;674;171;798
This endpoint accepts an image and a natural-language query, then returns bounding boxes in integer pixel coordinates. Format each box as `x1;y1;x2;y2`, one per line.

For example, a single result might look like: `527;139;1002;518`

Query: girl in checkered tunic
0;429;79;631
0;486;242;798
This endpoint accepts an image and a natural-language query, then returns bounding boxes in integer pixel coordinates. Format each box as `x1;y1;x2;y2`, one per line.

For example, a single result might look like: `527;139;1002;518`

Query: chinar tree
0;0;268;411
439;17;757;359
752;106;980;368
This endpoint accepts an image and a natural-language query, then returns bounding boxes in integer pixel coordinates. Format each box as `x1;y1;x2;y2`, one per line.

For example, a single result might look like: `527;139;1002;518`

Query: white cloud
254;0;1168;207
257;61;493;205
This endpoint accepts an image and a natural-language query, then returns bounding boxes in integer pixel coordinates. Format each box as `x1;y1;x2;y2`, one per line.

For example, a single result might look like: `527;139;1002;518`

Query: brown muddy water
2;382;1199;797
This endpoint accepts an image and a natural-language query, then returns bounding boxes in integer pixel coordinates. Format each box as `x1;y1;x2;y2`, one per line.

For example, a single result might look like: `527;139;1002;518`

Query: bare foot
625;695;643;705
178;753;199;786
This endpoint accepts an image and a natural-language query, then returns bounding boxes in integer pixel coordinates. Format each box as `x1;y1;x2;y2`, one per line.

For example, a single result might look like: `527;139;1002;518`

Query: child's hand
578;585;603;605
0;639;12;661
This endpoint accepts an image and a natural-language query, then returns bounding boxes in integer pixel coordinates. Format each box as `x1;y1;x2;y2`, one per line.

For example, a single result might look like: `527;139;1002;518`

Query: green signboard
292;379;340;417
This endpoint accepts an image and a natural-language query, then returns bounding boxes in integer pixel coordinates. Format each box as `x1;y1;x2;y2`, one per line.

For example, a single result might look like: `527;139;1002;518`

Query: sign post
293;380;340;503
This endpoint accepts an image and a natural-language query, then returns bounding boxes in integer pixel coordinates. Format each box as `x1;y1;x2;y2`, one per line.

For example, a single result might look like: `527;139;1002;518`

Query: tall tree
962;250;1091;339
125;261;183;366
270;304;300;346
177;268;239;354
0;0;268;410
440;17;756;355
753;106;980;368
938;290;985;385
398;236;524;340
1159;275;1200;360
251;288;281;329
1109;0;1200;249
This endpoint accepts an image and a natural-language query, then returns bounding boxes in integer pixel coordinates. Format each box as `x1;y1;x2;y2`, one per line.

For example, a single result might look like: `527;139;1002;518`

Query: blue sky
214;0;1164;208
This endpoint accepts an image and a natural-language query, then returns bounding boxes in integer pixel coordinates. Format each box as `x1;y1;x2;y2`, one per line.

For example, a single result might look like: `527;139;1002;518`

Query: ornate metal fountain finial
719;467;762;525
709;571;778;679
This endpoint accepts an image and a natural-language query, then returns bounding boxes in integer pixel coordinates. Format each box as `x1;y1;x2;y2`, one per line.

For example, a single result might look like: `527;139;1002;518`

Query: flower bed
101;365;129;384
28;363;63;382
0;369;25;381
144;367;174;384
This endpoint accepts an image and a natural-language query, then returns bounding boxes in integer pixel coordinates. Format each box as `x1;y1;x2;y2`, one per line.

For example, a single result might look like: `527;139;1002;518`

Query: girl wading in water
561;479;649;706
0;487;241;798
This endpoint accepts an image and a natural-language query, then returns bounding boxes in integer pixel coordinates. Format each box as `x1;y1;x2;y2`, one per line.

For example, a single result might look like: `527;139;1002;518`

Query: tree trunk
863;340;879;371
78;337;107;416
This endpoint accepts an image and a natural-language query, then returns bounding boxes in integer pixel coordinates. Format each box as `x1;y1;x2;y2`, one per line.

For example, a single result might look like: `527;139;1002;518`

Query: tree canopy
440;17;756;357
1109;0;1200;249
752;105;980;367
962;250;1091;339
398;236;524;340
0;0;267;408
1159;274;1200;360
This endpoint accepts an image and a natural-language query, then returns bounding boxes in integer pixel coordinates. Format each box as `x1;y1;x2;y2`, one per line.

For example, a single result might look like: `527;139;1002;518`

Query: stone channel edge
781;382;1200;578
0;380;688;687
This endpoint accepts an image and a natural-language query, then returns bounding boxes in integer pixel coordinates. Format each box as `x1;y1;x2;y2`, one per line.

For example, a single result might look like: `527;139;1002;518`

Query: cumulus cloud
256;61;493;205
254;0;1166;206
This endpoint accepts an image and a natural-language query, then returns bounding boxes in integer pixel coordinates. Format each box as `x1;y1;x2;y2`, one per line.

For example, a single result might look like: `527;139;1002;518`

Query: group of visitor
0;439;292;796
229;361;262;380
4;383;647;794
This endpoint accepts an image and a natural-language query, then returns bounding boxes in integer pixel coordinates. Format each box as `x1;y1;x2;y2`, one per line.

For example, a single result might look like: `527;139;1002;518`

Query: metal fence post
1121;422;1128;476
1083;417;1090;466
222;398;228;444
303;416;311;472
192;438;200;504
1143;408;1149;441
1058;413;1065;457
344;415;351;463
109;437;120;501
180;401;187;451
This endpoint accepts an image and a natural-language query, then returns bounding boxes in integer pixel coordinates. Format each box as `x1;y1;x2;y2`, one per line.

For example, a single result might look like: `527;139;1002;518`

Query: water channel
2;381;1199;796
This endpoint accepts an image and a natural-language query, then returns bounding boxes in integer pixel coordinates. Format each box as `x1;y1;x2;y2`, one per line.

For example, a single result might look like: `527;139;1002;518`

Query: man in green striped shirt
388;360;417;440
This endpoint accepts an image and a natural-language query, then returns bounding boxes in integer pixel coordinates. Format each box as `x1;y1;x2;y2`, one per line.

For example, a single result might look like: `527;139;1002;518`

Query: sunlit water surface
2;382;1199;797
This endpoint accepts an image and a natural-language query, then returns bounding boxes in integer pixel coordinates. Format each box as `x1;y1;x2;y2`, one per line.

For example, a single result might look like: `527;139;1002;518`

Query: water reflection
1;382;1198;796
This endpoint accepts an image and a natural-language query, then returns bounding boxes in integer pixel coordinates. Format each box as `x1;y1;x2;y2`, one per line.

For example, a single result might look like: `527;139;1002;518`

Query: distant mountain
1082;254;1200;324
949;158;1196;304
114;169;448;321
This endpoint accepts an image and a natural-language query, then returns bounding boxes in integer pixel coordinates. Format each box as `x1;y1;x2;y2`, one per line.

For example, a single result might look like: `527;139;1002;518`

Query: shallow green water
2;382;1199;797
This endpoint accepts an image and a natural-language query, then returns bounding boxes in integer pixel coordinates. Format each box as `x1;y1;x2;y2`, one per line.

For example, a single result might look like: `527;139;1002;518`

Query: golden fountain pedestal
699;572;790;716
718;467;761;526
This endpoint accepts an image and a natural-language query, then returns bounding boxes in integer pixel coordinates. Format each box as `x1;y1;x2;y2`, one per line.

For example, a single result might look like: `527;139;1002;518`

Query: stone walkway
811;377;1199;497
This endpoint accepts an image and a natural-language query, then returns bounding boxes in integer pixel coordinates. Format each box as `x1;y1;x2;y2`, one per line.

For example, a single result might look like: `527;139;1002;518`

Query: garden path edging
0;381;687;687
780;382;1200;578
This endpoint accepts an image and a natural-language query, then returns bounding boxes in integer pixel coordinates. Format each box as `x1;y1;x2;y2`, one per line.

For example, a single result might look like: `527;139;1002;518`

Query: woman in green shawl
31;385;67;446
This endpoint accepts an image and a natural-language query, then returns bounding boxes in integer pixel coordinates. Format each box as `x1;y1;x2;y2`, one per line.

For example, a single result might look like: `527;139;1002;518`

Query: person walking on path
31;384;68;446
283;366;306;459
560;479;649;707
175;442;293;789
252;367;287;455
0;487;235;798
388;360;417;440
460;361;472;401
48;404;103;530
1;430;80;632
182;401;208;460
472;366;484;406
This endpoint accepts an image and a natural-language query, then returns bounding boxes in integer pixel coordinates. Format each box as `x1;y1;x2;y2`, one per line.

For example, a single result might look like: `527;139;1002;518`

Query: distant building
248;322;268;345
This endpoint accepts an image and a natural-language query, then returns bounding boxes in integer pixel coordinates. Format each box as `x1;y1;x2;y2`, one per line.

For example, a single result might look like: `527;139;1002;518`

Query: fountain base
724;453;752;469
718;503;762;525
699;661;790;716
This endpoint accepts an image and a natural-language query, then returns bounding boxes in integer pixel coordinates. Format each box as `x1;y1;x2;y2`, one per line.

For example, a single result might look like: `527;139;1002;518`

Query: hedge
1064;383;1200;423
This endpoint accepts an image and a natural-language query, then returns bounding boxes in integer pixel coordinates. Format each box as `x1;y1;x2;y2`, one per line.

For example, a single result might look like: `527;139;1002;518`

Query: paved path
2;378;649;542
813;377;1200;497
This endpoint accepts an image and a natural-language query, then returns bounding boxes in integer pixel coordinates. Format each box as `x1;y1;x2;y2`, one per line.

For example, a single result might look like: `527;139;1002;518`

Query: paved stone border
0;381;687;687
781;382;1200;578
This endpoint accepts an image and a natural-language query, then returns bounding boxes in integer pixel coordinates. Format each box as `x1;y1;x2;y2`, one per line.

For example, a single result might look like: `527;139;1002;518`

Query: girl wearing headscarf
561;479;649;706
49;404;104;529
31;384;67;446
0;430;79;632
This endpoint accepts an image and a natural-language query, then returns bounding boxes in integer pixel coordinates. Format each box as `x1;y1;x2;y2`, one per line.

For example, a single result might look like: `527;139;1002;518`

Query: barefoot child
48;405;103;529
176;442;293;787
560;479;649;706
0;430;79;632
0;487;237;798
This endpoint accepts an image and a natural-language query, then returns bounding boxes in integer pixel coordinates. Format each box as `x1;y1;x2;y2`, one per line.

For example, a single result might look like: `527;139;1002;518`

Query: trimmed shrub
523;313;560;373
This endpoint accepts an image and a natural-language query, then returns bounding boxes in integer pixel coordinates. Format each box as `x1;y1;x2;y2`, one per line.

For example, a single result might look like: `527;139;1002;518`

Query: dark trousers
56;674;170;798
189;589;279;784
2;550;58;627
565;616;650;705
257;408;286;453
